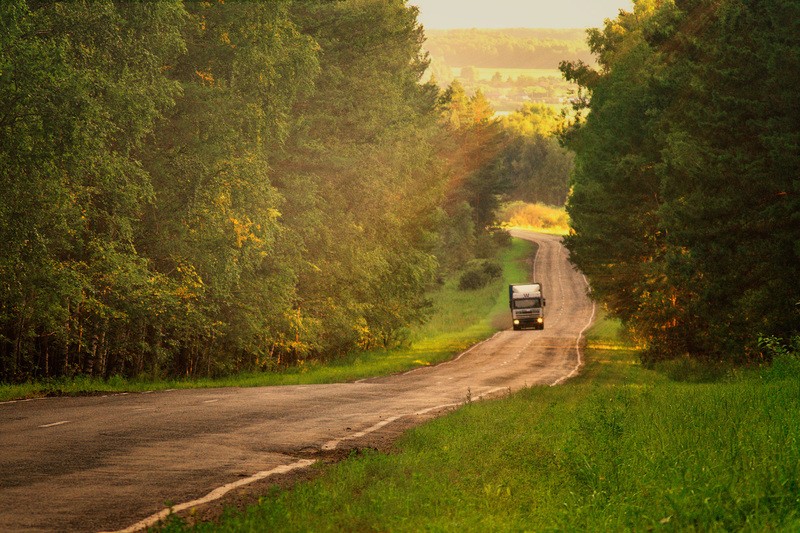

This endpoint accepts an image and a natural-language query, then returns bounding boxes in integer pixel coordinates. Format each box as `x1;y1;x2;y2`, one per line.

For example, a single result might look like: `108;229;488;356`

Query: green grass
0;240;535;402
172;313;800;532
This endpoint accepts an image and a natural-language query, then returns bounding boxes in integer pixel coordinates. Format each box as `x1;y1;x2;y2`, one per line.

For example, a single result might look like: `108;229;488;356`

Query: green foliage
0;0;469;383
493;104;575;206
758;335;800;381
457;259;503;291
562;0;800;363
445;102;574;223
0;236;531;401
0;0;186;380
434;82;571;242
278;0;442;358
758;335;800;361
435;79;509;272
502;102;561;136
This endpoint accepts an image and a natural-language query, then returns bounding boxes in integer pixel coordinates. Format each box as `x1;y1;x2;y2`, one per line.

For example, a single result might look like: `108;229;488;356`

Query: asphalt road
0;232;594;532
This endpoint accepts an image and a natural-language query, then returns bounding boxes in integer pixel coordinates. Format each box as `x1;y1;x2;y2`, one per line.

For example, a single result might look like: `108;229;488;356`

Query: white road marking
0;397;53;406
323;386;511;451
551;272;596;386
202;399;220;404
104;459;317;533
322;416;403;450
38;421;70;428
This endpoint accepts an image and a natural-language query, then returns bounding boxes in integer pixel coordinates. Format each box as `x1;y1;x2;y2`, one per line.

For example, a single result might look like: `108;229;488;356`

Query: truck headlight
513;320;520;325
537;317;543;323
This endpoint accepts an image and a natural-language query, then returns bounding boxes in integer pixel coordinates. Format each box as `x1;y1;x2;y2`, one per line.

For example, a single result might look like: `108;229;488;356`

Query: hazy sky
409;0;634;29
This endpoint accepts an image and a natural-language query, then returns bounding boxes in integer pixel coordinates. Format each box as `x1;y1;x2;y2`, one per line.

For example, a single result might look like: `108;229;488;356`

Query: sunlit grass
0;239;535;401
175;314;800;532
498;201;570;236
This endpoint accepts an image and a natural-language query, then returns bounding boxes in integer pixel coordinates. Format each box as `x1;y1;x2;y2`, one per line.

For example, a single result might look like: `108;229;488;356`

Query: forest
8;0;789;383
561;0;800;363
0;0;570;383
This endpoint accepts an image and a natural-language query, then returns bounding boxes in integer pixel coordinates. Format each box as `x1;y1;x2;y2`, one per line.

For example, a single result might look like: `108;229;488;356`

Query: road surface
0;232;594;532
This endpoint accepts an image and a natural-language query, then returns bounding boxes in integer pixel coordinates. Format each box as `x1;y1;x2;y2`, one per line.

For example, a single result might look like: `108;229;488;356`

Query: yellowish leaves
174;263;204;301
195;69;215;86
354;317;372;350
229;215;264;248
219;32;235;49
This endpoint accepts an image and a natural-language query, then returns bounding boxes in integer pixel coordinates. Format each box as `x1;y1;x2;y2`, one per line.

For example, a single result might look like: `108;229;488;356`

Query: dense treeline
562;0;800;363
0;0;510;382
497;104;573;206
424;28;594;69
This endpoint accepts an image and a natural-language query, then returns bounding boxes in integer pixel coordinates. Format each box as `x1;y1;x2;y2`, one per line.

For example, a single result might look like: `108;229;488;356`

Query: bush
475;227;511;259
498;201;569;231
458;259;502;290
759;335;800;381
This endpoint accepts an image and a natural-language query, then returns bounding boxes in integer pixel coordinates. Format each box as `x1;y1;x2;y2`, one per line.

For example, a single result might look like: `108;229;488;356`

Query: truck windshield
514;298;541;309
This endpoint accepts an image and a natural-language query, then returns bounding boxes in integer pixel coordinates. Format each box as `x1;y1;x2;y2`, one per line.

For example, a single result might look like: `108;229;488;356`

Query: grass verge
172;313;800;532
0;239;535;402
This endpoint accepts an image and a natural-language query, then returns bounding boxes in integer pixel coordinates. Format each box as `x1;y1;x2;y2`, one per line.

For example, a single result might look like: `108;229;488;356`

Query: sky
409;0;634;29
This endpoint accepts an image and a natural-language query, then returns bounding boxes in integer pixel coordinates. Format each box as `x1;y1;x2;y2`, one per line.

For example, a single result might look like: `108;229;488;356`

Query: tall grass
498;201;570;235
0;239;535;402
177;313;800;532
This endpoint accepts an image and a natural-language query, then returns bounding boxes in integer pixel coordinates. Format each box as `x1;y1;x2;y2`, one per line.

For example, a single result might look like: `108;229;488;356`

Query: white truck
509;283;545;330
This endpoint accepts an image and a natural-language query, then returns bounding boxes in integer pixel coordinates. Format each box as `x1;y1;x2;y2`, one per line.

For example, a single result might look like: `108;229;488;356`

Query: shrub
498;201;569;231
759;335;800;381
458;259;502;290
475;227;511;259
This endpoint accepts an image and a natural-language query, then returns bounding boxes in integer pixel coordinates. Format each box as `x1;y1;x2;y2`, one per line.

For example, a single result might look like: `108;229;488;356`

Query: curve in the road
0;232;595;532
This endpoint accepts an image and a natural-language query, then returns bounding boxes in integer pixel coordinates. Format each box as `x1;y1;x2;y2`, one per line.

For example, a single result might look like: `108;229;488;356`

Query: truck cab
509;283;545;330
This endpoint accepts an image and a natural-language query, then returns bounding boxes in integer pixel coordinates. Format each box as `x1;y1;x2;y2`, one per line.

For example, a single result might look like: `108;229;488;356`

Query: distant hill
423;28;593;69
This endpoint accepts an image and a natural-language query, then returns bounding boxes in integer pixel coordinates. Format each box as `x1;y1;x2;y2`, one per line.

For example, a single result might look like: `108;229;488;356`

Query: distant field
451;67;565;80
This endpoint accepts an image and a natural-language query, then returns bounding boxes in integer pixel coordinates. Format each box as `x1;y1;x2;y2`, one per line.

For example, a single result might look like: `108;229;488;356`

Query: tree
495;104;574;206
655;0;800;360
436;79;509;267
0;1;186;380
279;0;443;353
562;0;800;363
138;1;320;374
0;0;522;382
560;1;678;356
